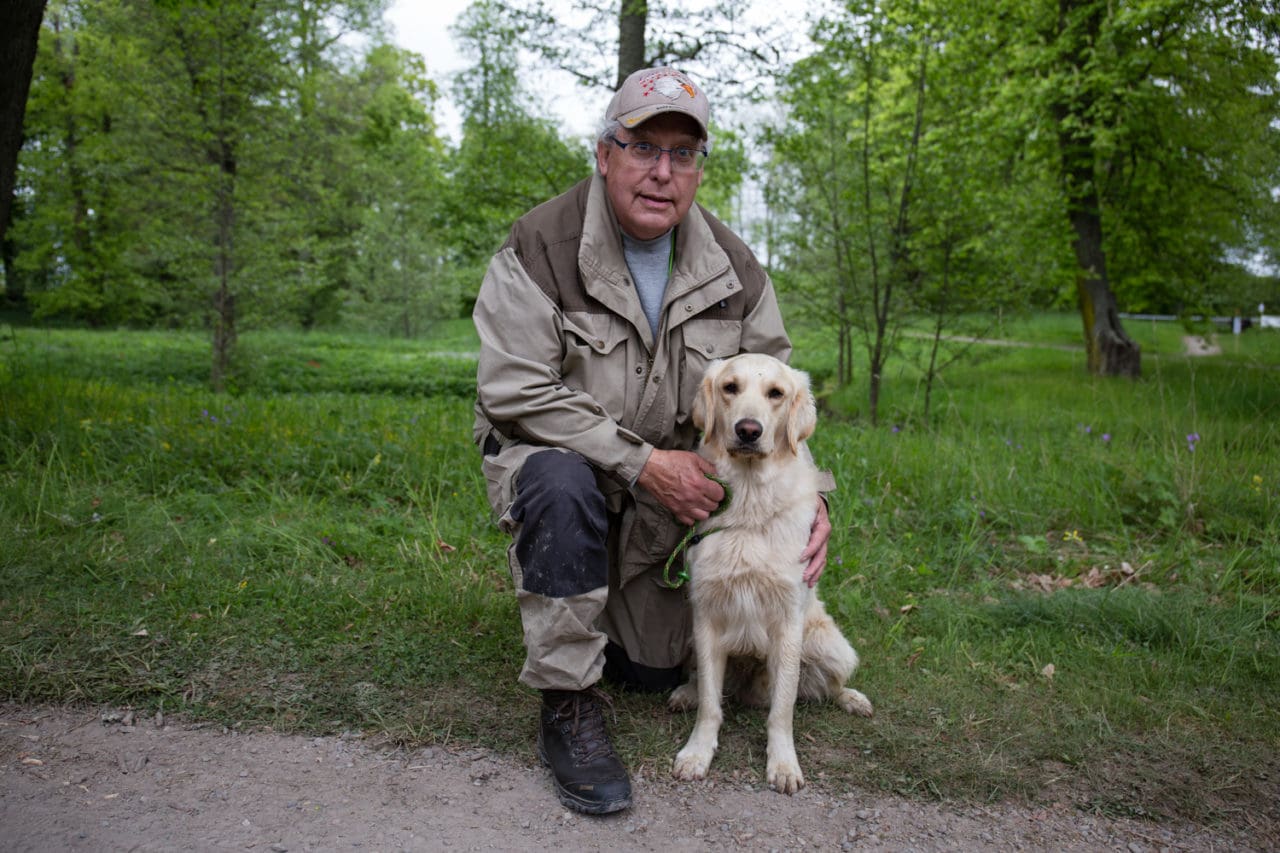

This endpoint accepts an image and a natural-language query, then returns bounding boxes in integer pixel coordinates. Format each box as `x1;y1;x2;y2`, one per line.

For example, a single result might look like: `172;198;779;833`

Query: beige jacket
473;174;791;589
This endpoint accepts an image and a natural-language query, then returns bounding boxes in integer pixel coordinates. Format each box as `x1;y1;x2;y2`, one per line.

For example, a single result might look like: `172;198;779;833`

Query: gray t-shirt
622;229;673;338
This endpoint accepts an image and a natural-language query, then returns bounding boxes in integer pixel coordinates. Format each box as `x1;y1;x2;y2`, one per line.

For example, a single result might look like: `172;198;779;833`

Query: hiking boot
538;688;632;814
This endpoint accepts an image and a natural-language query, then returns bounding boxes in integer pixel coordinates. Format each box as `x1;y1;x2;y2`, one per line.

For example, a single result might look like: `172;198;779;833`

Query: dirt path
1;704;1265;852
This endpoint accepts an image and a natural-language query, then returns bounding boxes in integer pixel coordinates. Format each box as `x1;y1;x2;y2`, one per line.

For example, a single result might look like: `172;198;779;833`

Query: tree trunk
1070;195;1140;377
211;147;237;392
1;204;20;304
211;179;236;393
616;0;648;86
1055;0;1140;378
0;0;47;249
922;242;953;421
52;15;90;262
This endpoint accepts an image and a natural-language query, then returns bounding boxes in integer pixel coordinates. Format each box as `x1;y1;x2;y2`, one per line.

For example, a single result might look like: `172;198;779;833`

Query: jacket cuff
615;429;654;486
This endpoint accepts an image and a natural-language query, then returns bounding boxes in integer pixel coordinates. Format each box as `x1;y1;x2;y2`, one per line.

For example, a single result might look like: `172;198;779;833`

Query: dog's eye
723;381;739;395
768;387;785;400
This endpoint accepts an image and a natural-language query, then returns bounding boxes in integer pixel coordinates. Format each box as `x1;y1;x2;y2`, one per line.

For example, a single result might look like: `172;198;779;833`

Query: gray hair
597;118;623;147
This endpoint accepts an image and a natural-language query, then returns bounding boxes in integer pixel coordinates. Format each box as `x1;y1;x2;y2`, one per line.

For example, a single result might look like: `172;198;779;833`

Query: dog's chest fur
686;454;818;654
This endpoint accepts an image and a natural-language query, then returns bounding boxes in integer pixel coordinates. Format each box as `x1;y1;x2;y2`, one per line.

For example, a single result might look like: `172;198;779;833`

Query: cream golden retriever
670;353;873;794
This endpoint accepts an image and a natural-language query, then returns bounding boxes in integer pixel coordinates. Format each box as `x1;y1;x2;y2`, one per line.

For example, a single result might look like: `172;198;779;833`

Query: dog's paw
836;687;874;717
766;756;805;795
667;682;698;712
672;746;714;782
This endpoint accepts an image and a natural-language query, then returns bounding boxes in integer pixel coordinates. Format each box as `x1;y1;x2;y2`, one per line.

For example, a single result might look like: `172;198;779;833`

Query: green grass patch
1;320;1277;834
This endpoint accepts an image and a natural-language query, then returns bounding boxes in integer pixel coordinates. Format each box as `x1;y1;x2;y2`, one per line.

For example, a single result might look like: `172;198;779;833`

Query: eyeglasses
609;136;707;172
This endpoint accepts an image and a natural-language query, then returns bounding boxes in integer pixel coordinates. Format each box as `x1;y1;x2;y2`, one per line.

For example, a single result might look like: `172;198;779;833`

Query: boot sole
537;744;632;815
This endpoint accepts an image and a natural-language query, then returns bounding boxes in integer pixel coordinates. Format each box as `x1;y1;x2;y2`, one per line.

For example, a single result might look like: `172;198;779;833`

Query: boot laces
550;688;617;765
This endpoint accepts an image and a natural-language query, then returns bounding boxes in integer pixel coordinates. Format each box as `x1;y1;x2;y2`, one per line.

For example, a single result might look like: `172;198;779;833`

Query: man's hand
800;497;832;588
637;448;723;526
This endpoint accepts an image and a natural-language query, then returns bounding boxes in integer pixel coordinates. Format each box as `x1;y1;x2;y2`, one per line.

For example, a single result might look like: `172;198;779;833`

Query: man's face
596;113;705;241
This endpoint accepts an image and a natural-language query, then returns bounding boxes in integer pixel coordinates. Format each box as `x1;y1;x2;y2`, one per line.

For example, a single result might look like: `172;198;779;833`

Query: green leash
662;474;732;589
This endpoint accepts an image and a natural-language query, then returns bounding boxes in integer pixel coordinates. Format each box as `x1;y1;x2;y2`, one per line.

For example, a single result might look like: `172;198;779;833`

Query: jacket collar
579;173;733;310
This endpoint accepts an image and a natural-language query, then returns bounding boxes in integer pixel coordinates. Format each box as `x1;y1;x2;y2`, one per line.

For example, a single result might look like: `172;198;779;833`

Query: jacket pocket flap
682;318;742;359
564;312;629;355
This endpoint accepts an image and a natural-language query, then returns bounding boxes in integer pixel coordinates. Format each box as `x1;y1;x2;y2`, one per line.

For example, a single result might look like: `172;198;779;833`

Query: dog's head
693;353;816;459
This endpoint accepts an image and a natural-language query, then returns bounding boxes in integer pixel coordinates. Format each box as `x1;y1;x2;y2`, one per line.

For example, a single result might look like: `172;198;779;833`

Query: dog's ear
693;359;724;444
785;366;817;454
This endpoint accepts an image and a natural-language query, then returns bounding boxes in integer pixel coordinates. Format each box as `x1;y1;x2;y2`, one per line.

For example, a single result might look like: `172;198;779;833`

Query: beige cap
606;67;709;138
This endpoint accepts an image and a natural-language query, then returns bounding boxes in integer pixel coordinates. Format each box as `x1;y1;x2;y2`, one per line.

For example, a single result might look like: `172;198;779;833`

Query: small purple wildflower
1101;433;1111;443
1186;432;1201;452
892;425;901;434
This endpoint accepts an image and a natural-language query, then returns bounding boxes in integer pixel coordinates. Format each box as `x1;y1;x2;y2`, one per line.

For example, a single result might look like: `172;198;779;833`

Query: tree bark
616;0;648;86
0;0;47;250
1069;191;1140;377
211;171;236;394
1055;0;1140;378
209;108;239;391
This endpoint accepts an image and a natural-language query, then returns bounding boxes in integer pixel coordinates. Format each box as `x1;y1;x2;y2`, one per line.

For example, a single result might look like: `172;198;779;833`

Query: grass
1;316;1278;836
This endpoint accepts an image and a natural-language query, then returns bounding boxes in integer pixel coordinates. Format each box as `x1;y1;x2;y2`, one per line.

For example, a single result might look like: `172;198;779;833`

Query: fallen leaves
1011;561;1152;593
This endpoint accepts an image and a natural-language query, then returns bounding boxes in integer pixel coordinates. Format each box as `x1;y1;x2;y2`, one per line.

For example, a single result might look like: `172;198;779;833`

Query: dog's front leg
672;620;726;782
765;619;805;794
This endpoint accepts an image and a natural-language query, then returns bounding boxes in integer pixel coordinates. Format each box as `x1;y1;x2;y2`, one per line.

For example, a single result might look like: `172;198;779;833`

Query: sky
382;0;470;141
383;0;605;143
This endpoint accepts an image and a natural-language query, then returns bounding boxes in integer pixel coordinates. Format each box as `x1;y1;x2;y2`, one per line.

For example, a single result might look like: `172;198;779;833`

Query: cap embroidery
642;71;696;101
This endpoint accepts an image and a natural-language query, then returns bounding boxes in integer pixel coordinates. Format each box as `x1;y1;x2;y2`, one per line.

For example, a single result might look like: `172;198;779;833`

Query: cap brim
615;105;708;137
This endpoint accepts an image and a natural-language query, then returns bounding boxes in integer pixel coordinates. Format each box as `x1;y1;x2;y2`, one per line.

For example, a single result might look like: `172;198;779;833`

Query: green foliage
768;0;1280;403
9;0;459;347
1;323;1277;830
444;0;592;268
767;0;1062;417
695;125;750;228
1012;0;1280;314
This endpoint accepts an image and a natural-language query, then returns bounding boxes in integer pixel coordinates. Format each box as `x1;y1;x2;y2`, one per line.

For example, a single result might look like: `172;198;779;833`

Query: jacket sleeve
473;247;653;484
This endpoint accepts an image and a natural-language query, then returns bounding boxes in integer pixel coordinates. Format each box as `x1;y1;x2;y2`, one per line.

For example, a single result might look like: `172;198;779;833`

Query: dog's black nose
734;419;763;444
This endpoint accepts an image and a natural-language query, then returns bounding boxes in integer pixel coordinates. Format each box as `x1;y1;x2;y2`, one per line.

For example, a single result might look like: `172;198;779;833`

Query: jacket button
726;280;737;289
705;345;714;354
635;366;643;375
652;374;661;383
684;304;693;312
595;339;605;348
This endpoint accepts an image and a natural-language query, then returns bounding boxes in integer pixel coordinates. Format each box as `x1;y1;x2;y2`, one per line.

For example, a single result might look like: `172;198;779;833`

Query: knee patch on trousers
510;450;609;598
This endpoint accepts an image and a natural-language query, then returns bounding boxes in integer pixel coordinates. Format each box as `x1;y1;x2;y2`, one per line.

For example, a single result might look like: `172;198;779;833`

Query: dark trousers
506;448;683;693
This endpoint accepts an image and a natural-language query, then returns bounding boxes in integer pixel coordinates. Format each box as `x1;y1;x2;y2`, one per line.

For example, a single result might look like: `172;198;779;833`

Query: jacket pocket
619;492;686;586
563;312;633;420
679;318;742;421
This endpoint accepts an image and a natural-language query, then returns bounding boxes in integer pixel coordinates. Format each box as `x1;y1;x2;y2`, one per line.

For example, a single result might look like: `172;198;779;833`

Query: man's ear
596;140;612;176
